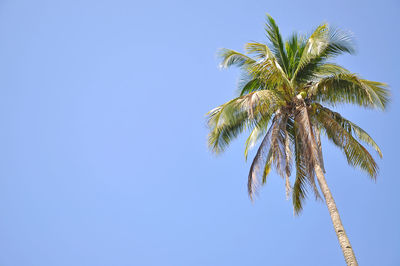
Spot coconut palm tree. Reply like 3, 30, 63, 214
206, 15, 389, 266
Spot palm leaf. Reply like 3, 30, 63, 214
310, 73, 389, 110
313, 63, 350, 76
244, 42, 275, 60
248, 117, 277, 199
248, 113, 292, 199
244, 121, 267, 161
248, 56, 291, 93
314, 106, 378, 179
293, 25, 354, 85
237, 75, 263, 96
207, 90, 281, 153
314, 104, 382, 157
218, 48, 256, 69
264, 14, 289, 75
285, 33, 306, 79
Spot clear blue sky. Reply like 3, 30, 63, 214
0, 0, 398, 265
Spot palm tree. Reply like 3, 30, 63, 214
206, 14, 389, 266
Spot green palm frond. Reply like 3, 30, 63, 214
261, 150, 273, 185
207, 90, 281, 153
248, 56, 291, 94
237, 74, 264, 96
218, 48, 256, 69
314, 106, 378, 179
293, 25, 354, 85
244, 121, 267, 161
327, 27, 355, 55
244, 42, 275, 60
243, 42, 291, 93
291, 24, 328, 83
310, 73, 389, 110
314, 105, 382, 157
222, 42, 290, 96
285, 33, 306, 79
265, 14, 289, 75
313, 63, 350, 76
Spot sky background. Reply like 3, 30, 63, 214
0, 0, 398, 265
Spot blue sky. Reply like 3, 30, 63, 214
0, 0, 399, 265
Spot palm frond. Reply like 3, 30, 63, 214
261, 150, 273, 185
285, 33, 306, 79
248, 117, 277, 199
238, 42, 290, 96
248, 57, 291, 93
270, 113, 288, 178
243, 43, 291, 93
313, 63, 350, 76
293, 25, 355, 85
218, 48, 256, 69
244, 120, 267, 161
264, 14, 289, 75
314, 106, 379, 179
310, 73, 389, 110
237, 74, 264, 96
315, 104, 382, 157
207, 90, 281, 153
244, 42, 275, 60
248, 112, 292, 199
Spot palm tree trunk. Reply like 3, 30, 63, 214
296, 98, 358, 265
314, 163, 358, 266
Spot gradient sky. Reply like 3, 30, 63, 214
0, 0, 399, 265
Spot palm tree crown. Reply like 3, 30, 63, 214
206, 15, 389, 214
